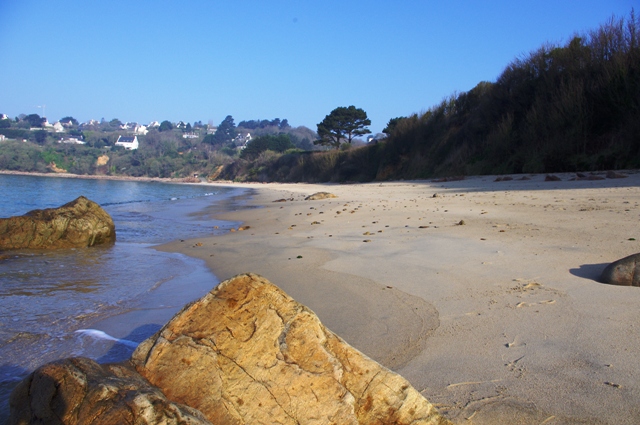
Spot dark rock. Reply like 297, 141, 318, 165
601, 253, 640, 286
545, 175, 561, 182
606, 170, 628, 179
0, 196, 115, 249
8, 357, 211, 425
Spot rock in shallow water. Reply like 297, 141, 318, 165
0, 196, 115, 249
9, 273, 451, 424
8, 357, 211, 425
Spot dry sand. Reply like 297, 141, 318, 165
158, 172, 640, 425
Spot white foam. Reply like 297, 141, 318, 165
75, 329, 139, 348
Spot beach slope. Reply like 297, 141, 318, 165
159, 172, 640, 424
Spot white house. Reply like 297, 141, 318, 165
59, 137, 85, 145
115, 135, 139, 150
133, 125, 148, 135
52, 122, 65, 133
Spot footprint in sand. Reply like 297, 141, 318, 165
516, 299, 556, 308
510, 280, 560, 308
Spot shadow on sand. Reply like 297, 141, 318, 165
569, 263, 608, 282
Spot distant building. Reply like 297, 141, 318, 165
115, 135, 139, 150
0, 134, 6, 141
59, 137, 85, 145
234, 132, 252, 147
133, 125, 148, 135
148, 121, 160, 128
182, 132, 199, 139
52, 122, 65, 133
0, 114, 8, 120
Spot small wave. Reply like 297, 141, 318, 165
75, 329, 139, 348
101, 199, 151, 207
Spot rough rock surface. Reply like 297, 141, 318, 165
305, 192, 337, 200
601, 253, 640, 286
8, 357, 211, 425
132, 273, 451, 425
0, 196, 115, 249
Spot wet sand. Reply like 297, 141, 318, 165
156, 172, 640, 424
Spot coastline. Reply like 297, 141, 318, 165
157, 171, 640, 424
0, 169, 231, 184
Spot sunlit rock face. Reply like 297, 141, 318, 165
132, 273, 451, 425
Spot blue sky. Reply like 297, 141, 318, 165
0, 1, 636, 134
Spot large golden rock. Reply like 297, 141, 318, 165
132, 273, 451, 425
8, 357, 211, 425
0, 196, 115, 249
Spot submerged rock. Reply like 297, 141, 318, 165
0, 196, 115, 249
601, 253, 640, 286
9, 273, 451, 424
8, 357, 211, 425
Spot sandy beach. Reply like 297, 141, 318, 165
156, 172, 640, 425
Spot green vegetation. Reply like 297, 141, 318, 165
0, 113, 316, 178
220, 11, 640, 182
315, 106, 371, 149
240, 134, 296, 160
372, 12, 640, 178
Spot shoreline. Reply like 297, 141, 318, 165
0, 169, 235, 184
157, 171, 640, 424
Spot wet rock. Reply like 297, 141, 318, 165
601, 253, 640, 286
0, 196, 115, 249
132, 273, 451, 425
8, 357, 211, 425
544, 175, 561, 182
305, 192, 337, 200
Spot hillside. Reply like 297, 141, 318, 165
219, 12, 639, 183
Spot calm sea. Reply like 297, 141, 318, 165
0, 174, 245, 421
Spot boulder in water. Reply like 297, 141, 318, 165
9, 273, 451, 424
0, 196, 115, 249
8, 357, 211, 425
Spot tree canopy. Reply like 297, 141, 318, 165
315, 106, 371, 149
240, 134, 295, 159
238, 118, 290, 130
25, 114, 45, 127
204, 115, 237, 146
383, 117, 405, 135
60, 116, 79, 126
158, 120, 174, 132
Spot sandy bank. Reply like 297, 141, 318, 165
158, 171, 640, 424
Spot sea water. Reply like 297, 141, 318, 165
0, 174, 245, 420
